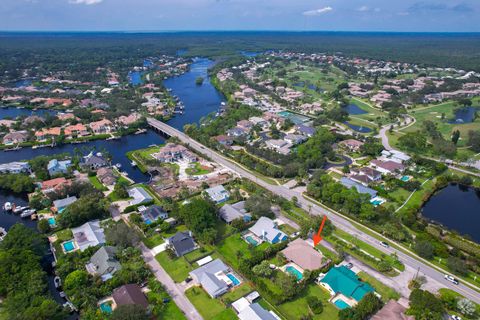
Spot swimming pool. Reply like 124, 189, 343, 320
99, 302, 113, 314
286, 265, 303, 281
370, 199, 383, 206
334, 299, 350, 310
400, 175, 410, 182
245, 236, 259, 246
48, 217, 56, 226
62, 240, 75, 252
226, 273, 241, 286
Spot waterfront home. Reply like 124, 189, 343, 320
48, 159, 72, 176
370, 159, 405, 175
53, 196, 78, 213
80, 152, 108, 170
152, 143, 197, 163
295, 124, 316, 137
112, 284, 149, 310
318, 265, 375, 308
189, 259, 239, 298
0, 161, 31, 174
139, 205, 168, 224
165, 231, 196, 257
96, 167, 117, 186
340, 177, 377, 199
238, 303, 278, 320
205, 185, 230, 204
339, 139, 364, 152
218, 201, 251, 224
22, 115, 44, 125
116, 113, 141, 126
89, 119, 114, 134
281, 238, 327, 271
64, 123, 89, 137
2, 130, 28, 145
0, 119, 15, 128
35, 127, 61, 141
248, 217, 288, 244
57, 112, 77, 121
41, 177, 70, 194
127, 187, 153, 206
371, 300, 413, 320
86, 246, 122, 281
71, 220, 106, 251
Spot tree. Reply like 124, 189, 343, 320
111, 304, 149, 320
252, 260, 274, 278
245, 194, 273, 218
451, 130, 460, 144
105, 222, 139, 248
37, 219, 50, 234
414, 240, 434, 260
57, 194, 108, 228
407, 289, 444, 320
457, 298, 475, 317
306, 296, 323, 314
275, 272, 298, 298
178, 198, 218, 242
398, 132, 427, 151
114, 181, 129, 199
447, 257, 468, 276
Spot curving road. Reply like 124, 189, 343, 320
147, 117, 480, 304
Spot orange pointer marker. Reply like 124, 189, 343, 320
313, 215, 328, 246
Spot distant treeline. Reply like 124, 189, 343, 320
1, 32, 480, 78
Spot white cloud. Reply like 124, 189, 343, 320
357, 6, 369, 12
302, 6, 333, 16
69, 0, 103, 5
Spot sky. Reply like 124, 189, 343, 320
0, 0, 479, 32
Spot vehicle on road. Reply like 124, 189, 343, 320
451, 315, 462, 320
59, 291, 66, 298
380, 241, 390, 248
344, 263, 353, 269
54, 276, 62, 288
445, 274, 459, 285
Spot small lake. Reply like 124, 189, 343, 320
293, 81, 322, 92
422, 183, 480, 242
448, 106, 479, 124
0, 106, 56, 119
342, 104, 367, 115
344, 121, 372, 133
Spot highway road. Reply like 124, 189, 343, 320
147, 117, 480, 304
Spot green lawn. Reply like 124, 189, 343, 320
220, 282, 254, 305
185, 287, 237, 320
276, 284, 339, 320
54, 228, 73, 242
155, 251, 193, 283
186, 162, 213, 176
88, 176, 108, 191
147, 291, 187, 320
216, 233, 269, 269
144, 234, 164, 249
357, 271, 400, 302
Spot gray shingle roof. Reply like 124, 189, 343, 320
189, 259, 230, 298
167, 231, 196, 257
86, 246, 121, 277
340, 177, 377, 198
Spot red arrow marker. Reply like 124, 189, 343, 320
313, 215, 328, 246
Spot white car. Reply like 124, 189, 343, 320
59, 291, 66, 299
451, 315, 462, 320
63, 301, 77, 313
379, 241, 389, 248
444, 274, 459, 285
54, 276, 62, 289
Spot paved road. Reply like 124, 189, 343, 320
147, 117, 480, 304
139, 242, 203, 320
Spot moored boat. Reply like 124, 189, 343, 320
20, 209, 36, 218
3, 202, 12, 212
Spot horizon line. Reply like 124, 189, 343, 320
1, 30, 480, 34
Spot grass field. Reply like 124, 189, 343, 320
185, 287, 237, 320
155, 251, 193, 283
186, 162, 212, 175
216, 233, 270, 269
88, 175, 108, 191
357, 271, 401, 302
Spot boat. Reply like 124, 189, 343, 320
134, 129, 147, 135
32, 145, 38, 149
115, 163, 122, 169
4, 145, 21, 151
3, 202, 12, 212
12, 205, 29, 214
20, 209, 36, 218
131, 160, 137, 167
0, 227, 7, 241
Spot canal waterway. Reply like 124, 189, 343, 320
421, 183, 480, 243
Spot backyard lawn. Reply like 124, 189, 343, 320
216, 233, 269, 269
88, 176, 108, 191
185, 287, 237, 320
155, 251, 193, 283
357, 271, 401, 302
186, 162, 213, 175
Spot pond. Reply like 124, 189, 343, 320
448, 106, 479, 124
421, 183, 480, 243
344, 121, 372, 133
342, 104, 367, 115
293, 81, 321, 91
0, 106, 56, 119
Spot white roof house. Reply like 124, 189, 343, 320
71, 220, 105, 251
238, 303, 278, 320
249, 217, 288, 244
205, 185, 230, 204
128, 187, 153, 206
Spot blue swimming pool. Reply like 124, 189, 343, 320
286, 266, 303, 281
99, 302, 113, 314
48, 217, 56, 226
245, 236, 259, 246
62, 240, 75, 252
370, 199, 382, 206
226, 273, 241, 286
334, 299, 350, 310
400, 175, 410, 182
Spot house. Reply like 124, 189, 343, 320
165, 231, 196, 257
318, 266, 375, 306
112, 284, 149, 310
139, 205, 168, 224
238, 303, 278, 320
80, 152, 108, 170
71, 220, 106, 251
89, 119, 114, 134
295, 124, 316, 137
2, 130, 28, 145
281, 238, 326, 271
370, 159, 405, 175
152, 143, 197, 163
64, 124, 89, 137
35, 127, 61, 141
0, 161, 31, 174
237, 120, 254, 131
41, 177, 70, 194
340, 177, 377, 199
189, 259, 234, 298
57, 112, 77, 121
47, 159, 71, 176
339, 139, 364, 152
371, 300, 414, 320
284, 134, 306, 145
219, 201, 252, 224
249, 116, 268, 129
53, 196, 78, 212
116, 113, 141, 126
96, 167, 117, 186
358, 167, 382, 182
205, 185, 230, 204
249, 217, 288, 244
85, 246, 122, 281
265, 139, 290, 151
128, 187, 153, 206
227, 127, 249, 138
381, 150, 411, 164
214, 135, 233, 147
